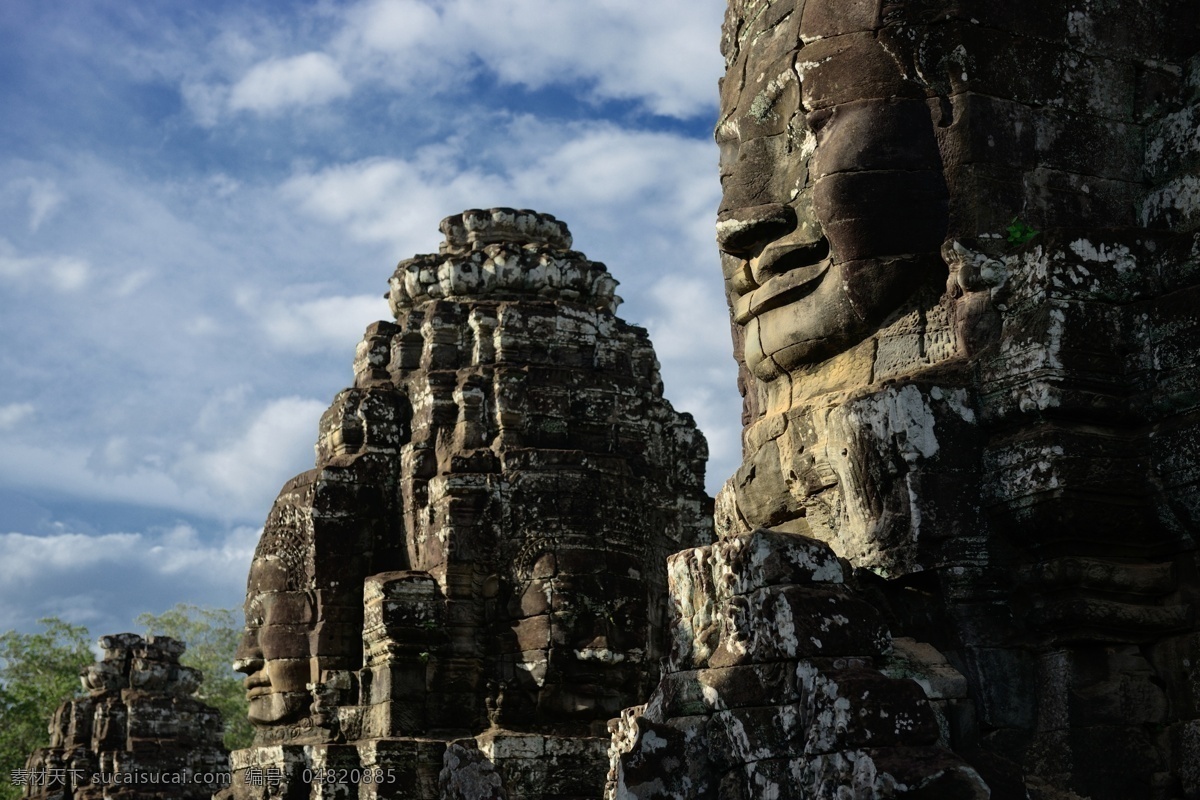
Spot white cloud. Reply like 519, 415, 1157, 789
259, 293, 392, 353
16, 178, 66, 231
333, 0, 724, 118
0, 523, 259, 634
443, 0, 724, 118
179, 396, 326, 515
0, 441, 206, 516
190, 0, 723, 123
284, 159, 421, 224
281, 121, 718, 254
282, 155, 503, 251
645, 276, 741, 487
229, 52, 352, 113
646, 277, 730, 363
87, 436, 136, 474
0, 396, 326, 523
0, 237, 90, 291
0, 531, 143, 583
0, 403, 35, 430
52, 258, 88, 290
182, 80, 230, 127
113, 269, 154, 297
341, 0, 442, 55
185, 314, 221, 336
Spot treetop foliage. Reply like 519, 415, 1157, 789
0, 618, 92, 800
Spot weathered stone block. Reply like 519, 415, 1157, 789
362, 662, 428, 705
963, 647, 1037, 730
357, 738, 446, 800
799, 33, 924, 110
425, 690, 484, 731
706, 704, 803, 770
607, 712, 713, 800
799, 0, 878, 37
658, 662, 801, 716
800, 665, 941, 755
438, 741, 505, 800
26, 634, 228, 800
882, 638, 970, 701
712, 529, 844, 591
1150, 632, 1200, 721
254, 623, 316, 660
362, 699, 426, 738
707, 586, 891, 668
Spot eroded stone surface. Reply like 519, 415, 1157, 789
607, 532, 988, 799
616, 0, 1200, 798
22, 634, 228, 800
223, 210, 711, 800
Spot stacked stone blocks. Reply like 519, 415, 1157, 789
224, 209, 711, 800
22, 633, 228, 800
607, 529, 988, 799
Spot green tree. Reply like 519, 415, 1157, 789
136, 604, 252, 750
0, 618, 92, 800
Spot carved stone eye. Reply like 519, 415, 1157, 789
804, 107, 833, 136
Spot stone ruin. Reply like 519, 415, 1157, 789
21, 633, 228, 800
610, 0, 1200, 798
213, 0, 1200, 798
606, 529, 989, 798
223, 208, 711, 800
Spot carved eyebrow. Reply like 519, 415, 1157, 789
748, 73, 793, 122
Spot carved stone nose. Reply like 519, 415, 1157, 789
232, 655, 264, 675
716, 203, 797, 257
233, 628, 263, 675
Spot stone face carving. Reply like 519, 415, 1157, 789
716, 0, 1200, 574
612, 1, 1200, 798
225, 209, 711, 800
714, 0, 982, 572
22, 633, 228, 800
715, 0, 950, 375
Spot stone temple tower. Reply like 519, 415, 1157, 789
226, 208, 711, 799
21, 633, 228, 800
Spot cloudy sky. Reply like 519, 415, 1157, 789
0, 0, 740, 637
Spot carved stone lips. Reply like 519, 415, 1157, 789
244, 672, 272, 698
734, 247, 832, 324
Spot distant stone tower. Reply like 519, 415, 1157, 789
226, 209, 711, 799
21, 633, 228, 800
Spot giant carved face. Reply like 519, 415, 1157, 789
232, 555, 317, 726
716, 0, 949, 378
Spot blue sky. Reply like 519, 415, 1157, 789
0, 0, 740, 637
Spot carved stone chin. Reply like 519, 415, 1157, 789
246, 691, 311, 727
